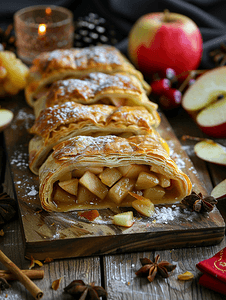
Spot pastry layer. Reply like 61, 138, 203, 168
29, 102, 166, 175
39, 135, 192, 212
25, 45, 151, 107
33, 72, 157, 120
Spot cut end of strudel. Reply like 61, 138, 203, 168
39, 135, 192, 212
29, 102, 166, 175
25, 45, 151, 107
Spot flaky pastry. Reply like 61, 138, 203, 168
33, 72, 158, 121
39, 135, 192, 212
29, 102, 167, 175
25, 45, 151, 107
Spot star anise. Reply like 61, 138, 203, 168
0, 192, 17, 225
64, 280, 107, 300
0, 277, 10, 291
209, 43, 226, 67
135, 255, 176, 282
182, 191, 217, 213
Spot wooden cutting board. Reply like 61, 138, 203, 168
2, 94, 225, 260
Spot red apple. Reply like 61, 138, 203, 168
128, 10, 203, 77
194, 140, 226, 166
182, 67, 226, 138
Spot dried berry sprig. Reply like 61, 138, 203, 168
182, 191, 217, 213
135, 255, 176, 282
64, 279, 107, 300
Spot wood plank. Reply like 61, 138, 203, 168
103, 238, 226, 300
1, 96, 225, 260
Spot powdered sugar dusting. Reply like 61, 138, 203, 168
10, 146, 29, 169
11, 108, 35, 130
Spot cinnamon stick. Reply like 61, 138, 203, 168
0, 250, 43, 299
0, 269, 44, 281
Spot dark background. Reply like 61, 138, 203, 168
1, 0, 226, 69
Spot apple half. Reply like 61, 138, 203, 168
196, 96, 226, 138
182, 67, 226, 138
194, 140, 226, 166
211, 179, 226, 200
0, 108, 13, 132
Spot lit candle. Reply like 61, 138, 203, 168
38, 24, 46, 36
14, 5, 74, 64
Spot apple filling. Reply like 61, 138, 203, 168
52, 164, 180, 212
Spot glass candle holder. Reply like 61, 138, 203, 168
14, 5, 74, 64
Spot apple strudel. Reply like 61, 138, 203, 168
39, 135, 192, 212
33, 72, 159, 122
29, 102, 167, 175
25, 45, 151, 107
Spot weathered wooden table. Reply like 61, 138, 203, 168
0, 92, 226, 300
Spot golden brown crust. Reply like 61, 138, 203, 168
33, 73, 159, 125
25, 45, 151, 107
39, 135, 192, 212
29, 102, 161, 175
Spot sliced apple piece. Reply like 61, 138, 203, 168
72, 167, 103, 178
58, 178, 78, 196
143, 185, 165, 200
53, 185, 76, 205
194, 140, 226, 166
130, 192, 155, 217
211, 179, 226, 200
196, 97, 226, 138
77, 184, 97, 204
112, 211, 134, 227
99, 167, 122, 187
72, 169, 86, 178
118, 164, 149, 178
79, 171, 108, 200
108, 177, 135, 204
182, 67, 226, 138
88, 167, 104, 174
135, 171, 159, 189
0, 108, 13, 132
157, 174, 171, 188
182, 67, 226, 113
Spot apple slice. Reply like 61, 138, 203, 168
182, 67, 226, 113
58, 178, 78, 196
194, 140, 226, 166
0, 108, 13, 131
130, 192, 155, 217
112, 211, 134, 227
196, 96, 226, 138
211, 179, 226, 200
